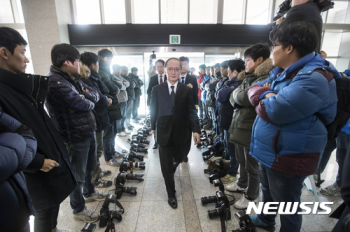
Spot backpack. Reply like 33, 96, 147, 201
315, 71, 350, 140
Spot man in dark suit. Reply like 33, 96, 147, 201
147, 59, 167, 149
179, 56, 199, 162
150, 58, 200, 209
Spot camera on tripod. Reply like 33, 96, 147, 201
119, 160, 146, 173
126, 151, 144, 162
230, 210, 256, 232
130, 144, 148, 153
99, 194, 124, 228
114, 174, 138, 199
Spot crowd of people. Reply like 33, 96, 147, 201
1, 1, 350, 232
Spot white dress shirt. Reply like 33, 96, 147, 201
158, 74, 165, 84
167, 80, 178, 95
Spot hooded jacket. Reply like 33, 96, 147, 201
129, 73, 144, 97
216, 75, 244, 131
0, 108, 37, 231
0, 68, 76, 210
228, 58, 274, 147
46, 66, 99, 143
248, 53, 339, 176
80, 64, 112, 131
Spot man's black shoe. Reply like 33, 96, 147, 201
153, 143, 158, 149
173, 162, 179, 174
168, 197, 177, 209
183, 156, 188, 162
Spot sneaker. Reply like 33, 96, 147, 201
122, 149, 128, 153
114, 151, 126, 158
226, 181, 247, 192
100, 169, 112, 178
320, 182, 341, 196
106, 158, 121, 167
84, 189, 108, 202
220, 174, 238, 184
127, 126, 134, 130
124, 130, 131, 134
117, 132, 127, 137
250, 215, 276, 232
53, 228, 74, 232
234, 194, 256, 209
73, 205, 99, 222
95, 178, 112, 188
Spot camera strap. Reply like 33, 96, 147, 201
105, 220, 116, 232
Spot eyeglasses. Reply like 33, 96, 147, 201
167, 67, 180, 72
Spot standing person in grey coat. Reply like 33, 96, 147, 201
129, 67, 144, 123
121, 66, 136, 131
113, 64, 130, 137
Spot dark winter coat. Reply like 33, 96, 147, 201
98, 58, 123, 121
0, 68, 76, 210
216, 76, 244, 130
46, 66, 99, 143
80, 64, 112, 131
129, 73, 144, 97
122, 74, 136, 101
0, 107, 37, 231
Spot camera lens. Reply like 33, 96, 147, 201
209, 173, 219, 183
208, 206, 224, 219
125, 186, 137, 195
201, 195, 217, 205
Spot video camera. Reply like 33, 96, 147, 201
274, 0, 334, 21
119, 160, 146, 173
99, 194, 124, 228
230, 210, 256, 232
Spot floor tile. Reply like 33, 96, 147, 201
142, 177, 182, 201
191, 176, 218, 200
183, 200, 202, 232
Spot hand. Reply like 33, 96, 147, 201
276, 16, 284, 25
68, 109, 74, 113
193, 132, 200, 145
265, 93, 277, 99
40, 159, 59, 172
84, 88, 89, 93
107, 98, 113, 106
152, 130, 156, 135
263, 83, 271, 89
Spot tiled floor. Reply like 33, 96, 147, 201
29, 123, 342, 232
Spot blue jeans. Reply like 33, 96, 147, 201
318, 132, 350, 186
117, 102, 127, 133
258, 164, 307, 232
103, 120, 117, 161
224, 129, 239, 177
68, 135, 97, 214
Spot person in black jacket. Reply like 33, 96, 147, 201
0, 107, 37, 232
46, 44, 107, 223
121, 66, 136, 131
129, 67, 144, 123
0, 27, 76, 232
80, 52, 113, 188
98, 49, 124, 166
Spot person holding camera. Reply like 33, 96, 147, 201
0, 28, 76, 232
0, 107, 37, 232
248, 22, 339, 232
226, 43, 273, 210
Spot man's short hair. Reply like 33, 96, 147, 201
244, 43, 270, 61
131, 67, 138, 72
220, 61, 228, 69
214, 63, 221, 68
80, 52, 99, 68
179, 56, 190, 63
199, 64, 206, 70
51, 43, 80, 68
112, 64, 120, 70
271, 21, 319, 58
97, 49, 113, 58
165, 58, 182, 69
0, 27, 27, 54
120, 66, 128, 71
210, 66, 214, 70
156, 59, 165, 66
227, 59, 245, 73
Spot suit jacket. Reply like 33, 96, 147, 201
147, 74, 167, 106
150, 82, 200, 157
180, 74, 199, 106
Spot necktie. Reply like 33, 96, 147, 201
159, 75, 163, 84
170, 86, 175, 106
181, 76, 185, 84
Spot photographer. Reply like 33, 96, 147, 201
0, 108, 37, 232
273, 0, 323, 50
248, 22, 339, 232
